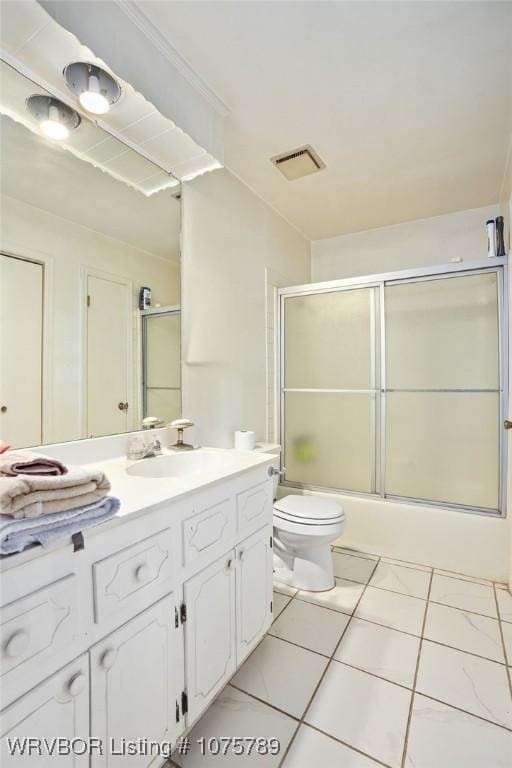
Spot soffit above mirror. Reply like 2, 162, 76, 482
0, 0, 222, 184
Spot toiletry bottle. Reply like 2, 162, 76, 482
486, 220, 496, 258
139, 286, 151, 310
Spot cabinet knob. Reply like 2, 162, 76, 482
239, 550, 246, 562
67, 672, 86, 697
225, 558, 234, 572
101, 648, 117, 670
4, 629, 29, 658
135, 563, 151, 583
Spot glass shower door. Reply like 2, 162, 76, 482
384, 272, 501, 511
142, 310, 181, 424
282, 286, 381, 493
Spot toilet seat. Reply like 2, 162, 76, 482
274, 495, 344, 526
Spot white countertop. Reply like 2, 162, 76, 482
0, 446, 276, 569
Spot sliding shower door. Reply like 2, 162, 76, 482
282, 286, 380, 493
384, 272, 501, 511
280, 266, 505, 514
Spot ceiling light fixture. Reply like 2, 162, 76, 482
26, 95, 81, 141
64, 62, 121, 115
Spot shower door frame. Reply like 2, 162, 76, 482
277, 258, 508, 518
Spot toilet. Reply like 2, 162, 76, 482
273, 494, 345, 592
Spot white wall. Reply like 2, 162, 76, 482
181, 168, 310, 448
1, 194, 180, 444
311, 205, 499, 281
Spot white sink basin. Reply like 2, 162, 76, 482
125, 449, 247, 479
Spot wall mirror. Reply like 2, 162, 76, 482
0, 60, 182, 448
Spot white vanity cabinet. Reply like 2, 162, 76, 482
235, 526, 273, 664
183, 551, 237, 723
0, 654, 90, 766
183, 524, 273, 724
90, 596, 183, 768
0, 460, 274, 764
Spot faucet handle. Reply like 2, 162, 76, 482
168, 418, 194, 451
168, 418, 194, 429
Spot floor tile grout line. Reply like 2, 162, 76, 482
275, 555, 382, 768
400, 567, 434, 768
492, 583, 512, 701
266, 630, 331, 659
428, 597, 499, 621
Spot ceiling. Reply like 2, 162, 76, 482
1, 113, 181, 261
134, 1, 512, 240
0, 0, 220, 183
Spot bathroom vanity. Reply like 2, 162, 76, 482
0, 447, 275, 764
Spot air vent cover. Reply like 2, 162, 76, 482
270, 144, 325, 180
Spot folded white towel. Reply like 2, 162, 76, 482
0, 467, 111, 519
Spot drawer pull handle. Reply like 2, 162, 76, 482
67, 672, 87, 697
135, 563, 151, 583
4, 630, 30, 658
101, 648, 117, 670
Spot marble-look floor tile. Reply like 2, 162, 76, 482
424, 603, 504, 663
273, 581, 298, 597
331, 552, 377, 584
272, 590, 292, 621
416, 640, 512, 728
369, 561, 431, 599
305, 662, 411, 768
501, 622, 512, 666
174, 685, 297, 767
430, 574, 497, 618
297, 578, 365, 615
269, 598, 350, 656
281, 724, 379, 768
231, 635, 328, 719
354, 586, 426, 635
404, 694, 512, 768
496, 586, 512, 624
334, 617, 420, 688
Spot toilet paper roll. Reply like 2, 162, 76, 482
234, 430, 256, 451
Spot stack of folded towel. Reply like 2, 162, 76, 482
0, 451, 120, 555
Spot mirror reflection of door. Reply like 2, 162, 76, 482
143, 309, 181, 425
0, 254, 43, 448
86, 273, 131, 438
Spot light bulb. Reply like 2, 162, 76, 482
40, 105, 69, 140
79, 73, 109, 115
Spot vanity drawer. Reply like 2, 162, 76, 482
1, 574, 80, 691
182, 496, 236, 569
237, 480, 273, 535
93, 528, 174, 625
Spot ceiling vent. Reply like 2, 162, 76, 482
270, 144, 325, 181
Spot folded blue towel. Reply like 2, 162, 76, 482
0, 496, 120, 555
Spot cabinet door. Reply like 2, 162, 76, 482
184, 552, 236, 724
236, 527, 273, 664
90, 596, 182, 767
0, 655, 89, 766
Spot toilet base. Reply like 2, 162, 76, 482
273, 543, 335, 592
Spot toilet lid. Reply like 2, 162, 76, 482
274, 495, 344, 522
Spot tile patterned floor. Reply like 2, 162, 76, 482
174, 547, 512, 767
